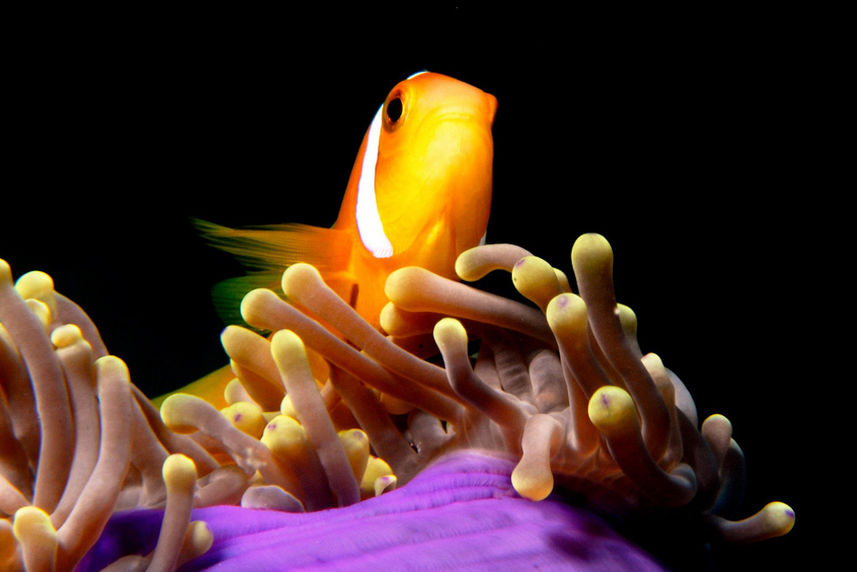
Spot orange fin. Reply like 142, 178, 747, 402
193, 218, 352, 273
193, 218, 354, 325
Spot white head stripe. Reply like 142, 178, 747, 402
355, 106, 394, 258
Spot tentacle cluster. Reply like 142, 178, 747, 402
0, 261, 215, 570
230, 234, 794, 545
0, 231, 795, 569
0, 258, 398, 570
158, 326, 398, 513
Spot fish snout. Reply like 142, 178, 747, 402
485, 92, 498, 126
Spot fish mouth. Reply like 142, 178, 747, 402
486, 93, 498, 125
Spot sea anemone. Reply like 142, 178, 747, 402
0, 233, 794, 570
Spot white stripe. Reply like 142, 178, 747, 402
355, 106, 394, 258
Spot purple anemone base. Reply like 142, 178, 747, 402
78, 450, 665, 571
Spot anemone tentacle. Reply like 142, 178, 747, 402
0, 233, 795, 570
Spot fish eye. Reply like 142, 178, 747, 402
385, 95, 403, 125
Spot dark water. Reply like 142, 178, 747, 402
3, 6, 829, 568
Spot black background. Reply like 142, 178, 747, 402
3, 5, 836, 569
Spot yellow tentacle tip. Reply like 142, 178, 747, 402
182, 521, 214, 562
163, 453, 198, 492
374, 475, 397, 497
454, 247, 484, 281
271, 328, 306, 357
161, 393, 204, 434
511, 461, 554, 502
384, 266, 431, 305
553, 268, 571, 292
0, 259, 12, 284
25, 298, 51, 329
239, 288, 278, 326
12, 506, 55, 539
616, 303, 637, 336
432, 317, 467, 353
571, 233, 613, 274
378, 302, 400, 334
50, 323, 84, 349
713, 500, 796, 543
95, 355, 130, 378
12, 506, 57, 568
280, 394, 298, 418
221, 401, 267, 438
270, 329, 313, 380
14, 270, 54, 301
281, 262, 323, 298
361, 457, 395, 498
261, 414, 306, 456
545, 293, 588, 337
588, 385, 638, 434
512, 255, 561, 310
761, 501, 796, 537
339, 428, 370, 482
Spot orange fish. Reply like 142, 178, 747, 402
197, 71, 497, 331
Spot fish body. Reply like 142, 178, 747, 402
200, 72, 497, 331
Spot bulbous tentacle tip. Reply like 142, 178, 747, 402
182, 521, 214, 563
545, 292, 588, 337
163, 454, 198, 494
50, 323, 84, 349
281, 262, 323, 300
241, 485, 305, 512
511, 463, 554, 502
12, 506, 57, 571
220, 401, 267, 438
239, 288, 279, 326
712, 501, 796, 543
588, 386, 639, 434
512, 255, 563, 311
160, 393, 206, 434
94, 354, 130, 380
432, 316, 468, 353
271, 328, 306, 355
454, 247, 483, 281
373, 474, 397, 496
383, 266, 422, 303
0, 259, 12, 284
454, 243, 533, 281
571, 231, 612, 263
511, 414, 563, 501
13, 270, 54, 301
25, 298, 51, 330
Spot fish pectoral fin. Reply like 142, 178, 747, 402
193, 218, 354, 326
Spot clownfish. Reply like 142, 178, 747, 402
196, 71, 497, 331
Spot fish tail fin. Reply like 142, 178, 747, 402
193, 218, 354, 325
